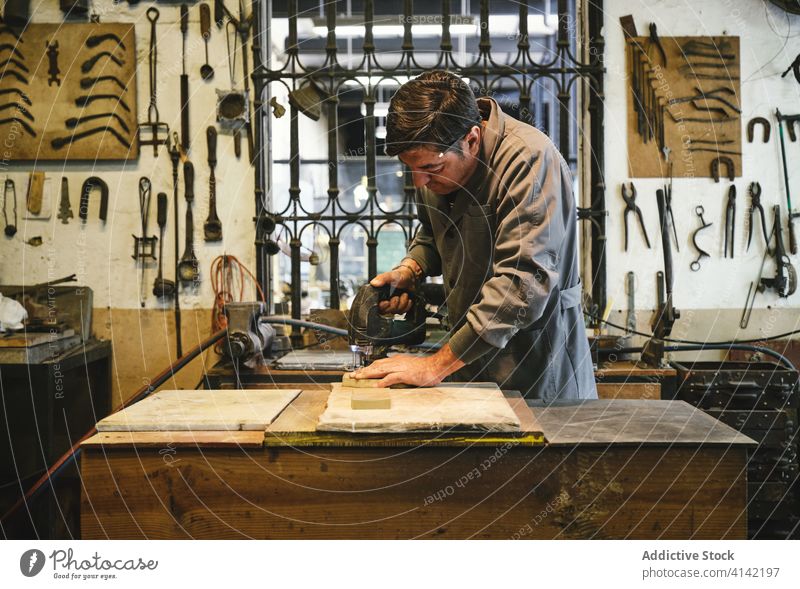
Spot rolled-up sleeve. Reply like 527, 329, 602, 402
406, 190, 443, 278
448, 146, 571, 364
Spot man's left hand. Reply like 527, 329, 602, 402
348, 345, 466, 388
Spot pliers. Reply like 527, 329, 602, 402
622, 182, 651, 251
724, 184, 736, 258
649, 23, 667, 66
746, 182, 769, 252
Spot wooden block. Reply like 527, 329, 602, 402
351, 391, 391, 410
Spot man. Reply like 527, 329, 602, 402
350, 70, 596, 400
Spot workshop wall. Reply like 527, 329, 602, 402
0, 1, 263, 406
602, 0, 800, 346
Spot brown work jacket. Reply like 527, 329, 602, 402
407, 97, 597, 400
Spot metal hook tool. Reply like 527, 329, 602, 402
690, 206, 713, 271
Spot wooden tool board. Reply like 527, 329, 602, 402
317, 382, 522, 433
0, 23, 137, 161
626, 36, 740, 178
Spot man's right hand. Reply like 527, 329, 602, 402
370, 265, 417, 315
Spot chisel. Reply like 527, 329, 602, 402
180, 4, 190, 151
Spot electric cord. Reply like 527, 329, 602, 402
615, 344, 796, 372
589, 312, 800, 346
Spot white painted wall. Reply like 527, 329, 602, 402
3, 0, 799, 350
601, 0, 800, 341
1, 1, 258, 310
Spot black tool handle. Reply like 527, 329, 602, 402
181, 75, 189, 149
184, 161, 194, 202
789, 220, 798, 255
214, 0, 225, 27
180, 5, 190, 150
656, 189, 673, 296
157, 191, 168, 228
207, 126, 217, 167
180, 4, 188, 34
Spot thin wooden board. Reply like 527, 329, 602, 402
81, 430, 264, 448
0, 23, 137, 161
316, 382, 521, 433
531, 399, 756, 446
626, 36, 740, 178
597, 382, 660, 400
96, 389, 300, 432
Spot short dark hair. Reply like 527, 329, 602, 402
384, 70, 481, 157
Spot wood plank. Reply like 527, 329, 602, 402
96, 389, 300, 432
597, 382, 660, 399
81, 431, 264, 448
80, 445, 747, 539
594, 360, 676, 377
317, 383, 520, 433
532, 400, 756, 446
267, 389, 329, 433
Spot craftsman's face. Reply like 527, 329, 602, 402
398, 126, 481, 196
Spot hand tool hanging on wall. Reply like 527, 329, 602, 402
746, 182, 769, 252
168, 133, 182, 357
52, 126, 131, 150
626, 271, 636, 334
723, 184, 736, 259
0, 43, 24, 60
86, 33, 126, 51
690, 205, 712, 271
199, 3, 214, 81
217, 0, 254, 163
3, 179, 16, 237
25, 171, 44, 215
681, 39, 735, 61
81, 51, 125, 74
621, 182, 651, 251
648, 23, 667, 66
79, 177, 108, 223
178, 160, 199, 283
57, 177, 72, 224
67, 112, 130, 134
153, 192, 176, 300
640, 188, 680, 368
662, 147, 679, 252
79, 75, 127, 93
133, 177, 157, 308
741, 222, 775, 329
747, 117, 770, 143
204, 126, 222, 241
759, 205, 797, 298
138, 7, 170, 157
775, 109, 800, 254
45, 40, 60, 86
75, 94, 131, 113
781, 53, 800, 85
711, 156, 735, 183
180, 4, 191, 152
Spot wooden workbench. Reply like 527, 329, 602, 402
80, 390, 753, 539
